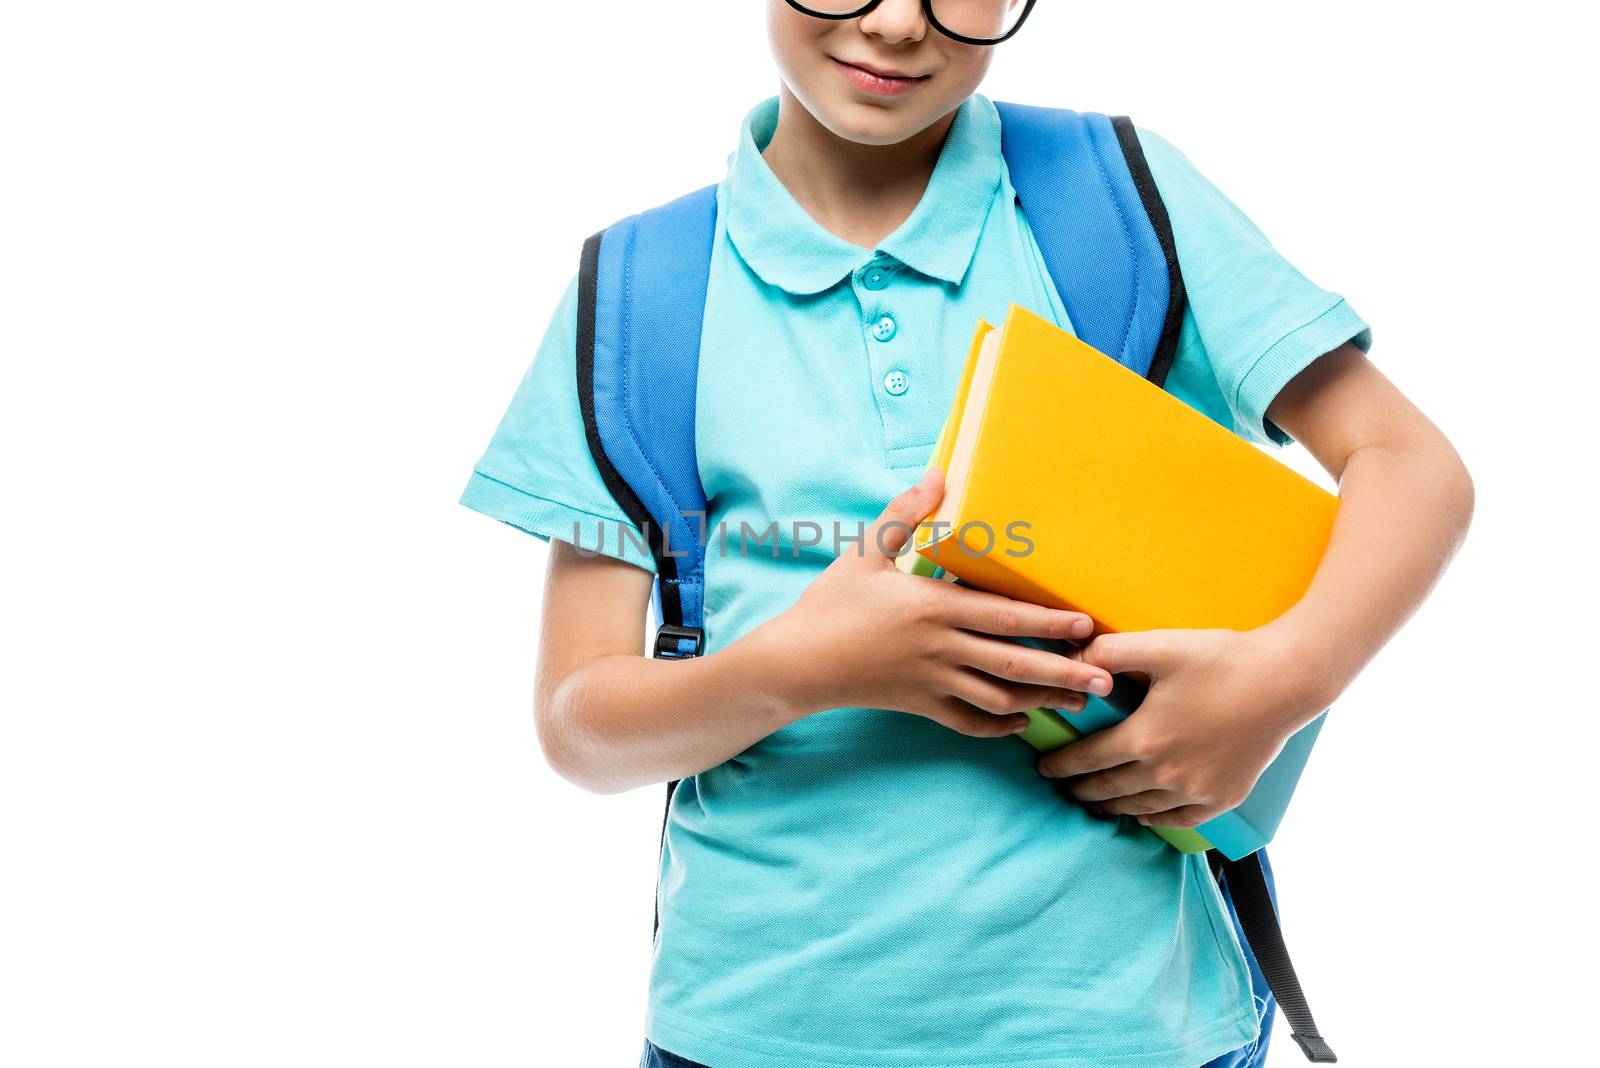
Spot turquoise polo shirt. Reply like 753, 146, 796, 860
463, 92, 1370, 1068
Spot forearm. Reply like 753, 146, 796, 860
538, 622, 809, 794
531, 472, 1121, 795
1266, 430, 1474, 711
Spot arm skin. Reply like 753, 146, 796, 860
534, 469, 1117, 795
1261, 342, 1476, 690
1037, 342, 1476, 828
532, 546, 795, 796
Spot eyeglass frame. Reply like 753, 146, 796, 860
782, 0, 1038, 46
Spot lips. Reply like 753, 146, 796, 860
844, 58, 921, 80
831, 57, 929, 97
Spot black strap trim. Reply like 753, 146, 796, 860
575, 230, 686, 622
1211, 852, 1337, 1062
653, 778, 680, 940
1109, 116, 1188, 390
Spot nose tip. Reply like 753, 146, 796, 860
855, 0, 928, 44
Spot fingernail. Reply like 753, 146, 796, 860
1070, 617, 1093, 638
917, 465, 940, 489
1137, 816, 1151, 826
1088, 676, 1111, 697
1011, 716, 1030, 734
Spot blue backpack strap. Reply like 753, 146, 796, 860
576, 182, 718, 661
577, 183, 718, 944
994, 103, 1186, 387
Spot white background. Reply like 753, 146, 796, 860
3, 2, 1596, 1065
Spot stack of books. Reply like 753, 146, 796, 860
901, 303, 1338, 859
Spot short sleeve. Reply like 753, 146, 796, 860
1137, 127, 1373, 446
459, 270, 658, 574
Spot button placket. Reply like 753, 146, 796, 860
863, 297, 908, 440
852, 257, 934, 467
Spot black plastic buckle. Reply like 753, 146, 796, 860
653, 623, 705, 660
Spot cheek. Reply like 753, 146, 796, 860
909, 45, 992, 123
941, 44, 994, 91
767, 2, 831, 74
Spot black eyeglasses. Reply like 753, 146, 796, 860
784, 0, 1037, 46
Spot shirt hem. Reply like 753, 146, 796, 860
644, 1003, 1259, 1068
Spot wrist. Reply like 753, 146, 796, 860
730, 615, 826, 728
1250, 617, 1347, 724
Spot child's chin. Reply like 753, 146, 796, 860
816, 91, 947, 145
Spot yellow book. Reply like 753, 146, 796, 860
911, 303, 1339, 858
915, 303, 1338, 632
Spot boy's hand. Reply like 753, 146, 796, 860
1034, 627, 1332, 829
759, 467, 1115, 739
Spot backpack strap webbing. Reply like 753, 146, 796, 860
578, 181, 718, 940
993, 103, 1186, 387
1211, 850, 1338, 1063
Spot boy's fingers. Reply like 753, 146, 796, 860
926, 696, 1030, 738
1034, 728, 1132, 779
1097, 789, 1181, 817
947, 669, 1051, 717
1076, 630, 1183, 677
1063, 764, 1160, 803
953, 633, 1112, 696
1136, 805, 1214, 830
939, 584, 1095, 642
1043, 691, 1088, 713
867, 466, 943, 560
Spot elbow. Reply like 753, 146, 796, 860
535, 672, 629, 796
1406, 420, 1475, 553
1443, 441, 1476, 550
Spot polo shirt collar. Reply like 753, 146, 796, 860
722, 93, 1002, 296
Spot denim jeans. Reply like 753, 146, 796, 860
638, 853, 1279, 1068
639, 1041, 707, 1068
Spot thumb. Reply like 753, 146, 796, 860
865, 465, 944, 562
1077, 630, 1183, 678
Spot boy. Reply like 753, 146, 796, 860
462, 2, 1473, 1065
